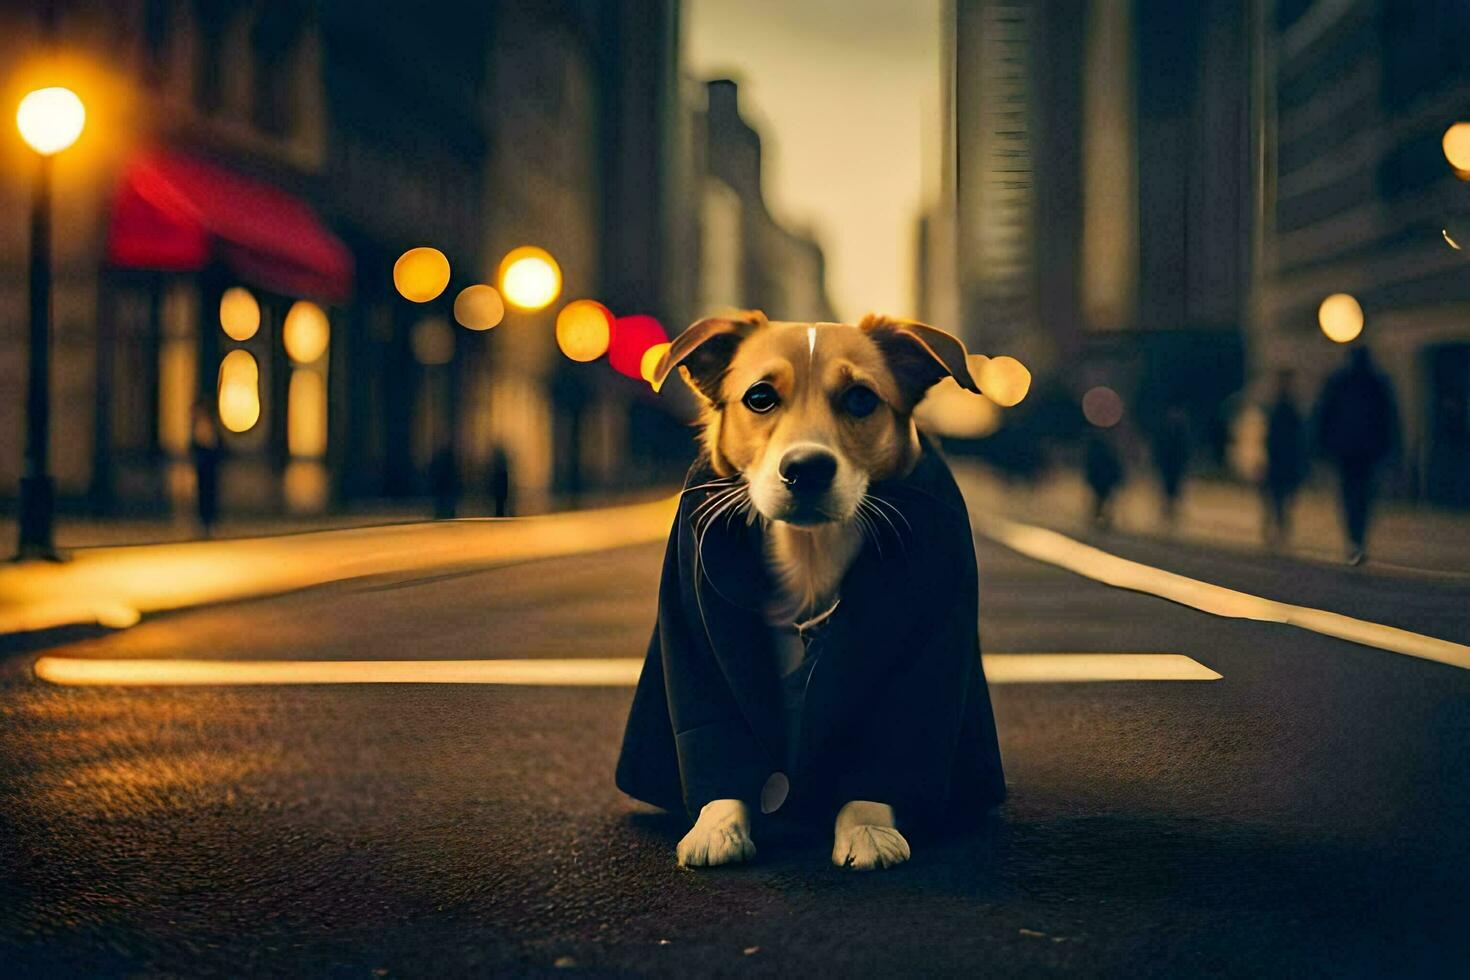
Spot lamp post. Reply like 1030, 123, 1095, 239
14, 86, 85, 560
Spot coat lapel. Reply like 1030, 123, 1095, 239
680, 487, 787, 766
792, 453, 966, 772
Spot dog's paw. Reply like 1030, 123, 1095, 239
677, 799, 756, 868
832, 823, 911, 870
832, 801, 909, 871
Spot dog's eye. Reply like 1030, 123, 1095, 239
841, 385, 881, 418
742, 382, 780, 414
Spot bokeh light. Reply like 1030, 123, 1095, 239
915, 378, 1003, 438
284, 460, 329, 513
453, 284, 505, 331
219, 287, 260, 341
217, 350, 261, 433
282, 300, 329, 364
641, 341, 672, 388
972, 354, 1031, 407
608, 314, 667, 379
555, 300, 613, 362
1318, 292, 1364, 343
1082, 386, 1124, 428
411, 316, 455, 366
394, 247, 451, 303
499, 246, 562, 311
287, 368, 327, 457
1443, 122, 1470, 176
16, 86, 85, 156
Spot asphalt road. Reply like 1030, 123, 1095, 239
2, 503, 1468, 976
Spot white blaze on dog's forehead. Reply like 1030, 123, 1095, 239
807, 326, 817, 362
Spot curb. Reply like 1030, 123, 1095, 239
0, 497, 677, 639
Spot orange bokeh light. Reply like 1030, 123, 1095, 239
555, 300, 614, 362
453, 284, 505, 331
394, 247, 451, 303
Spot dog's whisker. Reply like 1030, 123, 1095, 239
865, 493, 914, 535
861, 505, 887, 557
860, 495, 910, 559
861, 496, 902, 541
853, 506, 882, 558
690, 483, 739, 516
697, 491, 745, 535
706, 489, 748, 535
680, 477, 740, 498
691, 485, 743, 528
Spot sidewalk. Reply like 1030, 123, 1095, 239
0, 496, 677, 637
955, 462, 1470, 577
0, 488, 668, 551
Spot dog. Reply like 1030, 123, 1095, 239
615, 311, 1006, 870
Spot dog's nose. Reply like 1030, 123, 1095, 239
778, 447, 837, 493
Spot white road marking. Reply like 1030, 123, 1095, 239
976, 513, 1470, 672
31, 653, 1220, 687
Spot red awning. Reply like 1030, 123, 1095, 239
106, 151, 353, 303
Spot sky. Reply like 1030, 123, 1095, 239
685, 0, 942, 322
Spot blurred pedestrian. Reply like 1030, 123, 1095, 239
429, 443, 460, 520
1084, 428, 1124, 529
1262, 369, 1306, 546
190, 400, 222, 538
1151, 405, 1191, 525
487, 443, 513, 517
1315, 347, 1400, 565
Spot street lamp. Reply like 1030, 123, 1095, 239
499, 246, 561, 311
14, 86, 85, 560
1318, 292, 1364, 344
1443, 122, 1470, 178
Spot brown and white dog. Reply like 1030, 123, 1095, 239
650, 310, 983, 870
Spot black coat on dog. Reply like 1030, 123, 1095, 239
616, 443, 1006, 832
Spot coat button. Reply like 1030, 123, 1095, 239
760, 771, 789, 814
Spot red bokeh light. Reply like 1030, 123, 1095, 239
607, 314, 668, 379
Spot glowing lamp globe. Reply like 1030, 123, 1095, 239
555, 300, 613, 362
915, 379, 1003, 438
219, 287, 260, 341
394, 247, 451, 303
641, 342, 672, 389
608, 315, 667, 379
1443, 122, 1470, 176
972, 354, 1031, 407
453, 284, 505, 331
499, 246, 562, 311
1318, 293, 1363, 343
282, 301, 330, 363
217, 350, 261, 433
16, 86, 85, 156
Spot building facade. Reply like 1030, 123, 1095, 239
692, 78, 837, 324
1253, 0, 1470, 504
0, 0, 692, 523
925, 0, 1254, 460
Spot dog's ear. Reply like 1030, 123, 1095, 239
655, 311, 766, 403
861, 314, 980, 406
